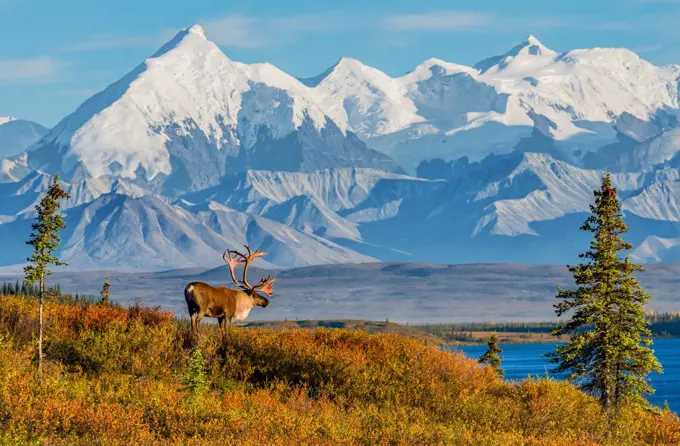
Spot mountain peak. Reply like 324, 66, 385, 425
474, 34, 556, 73
150, 24, 215, 59
186, 24, 207, 39
298, 57, 368, 87
524, 34, 541, 46
334, 57, 364, 68
401, 57, 478, 82
506, 34, 555, 57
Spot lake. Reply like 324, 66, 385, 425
451, 337, 680, 412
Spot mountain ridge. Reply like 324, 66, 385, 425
3, 27, 680, 270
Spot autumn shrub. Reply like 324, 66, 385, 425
0, 295, 180, 377
212, 328, 509, 417
0, 294, 678, 445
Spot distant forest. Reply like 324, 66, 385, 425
1, 280, 99, 305
415, 313, 680, 342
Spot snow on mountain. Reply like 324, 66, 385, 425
300, 57, 423, 138
413, 151, 680, 239
470, 153, 643, 236
176, 168, 444, 252
0, 170, 147, 222
261, 195, 362, 240
183, 167, 443, 218
6, 31, 680, 269
19, 31, 680, 181
614, 128, 680, 171
475, 35, 558, 74
0, 118, 47, 160
381, 159, 680, 264
0, 189, 376, 270
0, 152, 28, 183
633, 236, 680, 263
400, 58, 478, 84
4, 151, 680, 267
25, 25, 400, 194
301, 35, 680, 172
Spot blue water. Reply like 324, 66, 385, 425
450, 337, 680, 412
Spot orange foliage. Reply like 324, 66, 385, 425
0, 294, 677, 445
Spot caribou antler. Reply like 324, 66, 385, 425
222, 245, 274, 295
240, 245, 265, 290
223, 249, 244, 286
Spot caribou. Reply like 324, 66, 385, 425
184, 245, 275, 336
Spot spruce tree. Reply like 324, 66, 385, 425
182, 348, 210, 394
24, 174, 70, 378
548, 173, 661, 411
478, 332, 504, 377
100, 278, 111, 306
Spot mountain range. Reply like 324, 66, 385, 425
3, 25, 680, 270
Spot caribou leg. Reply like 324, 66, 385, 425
190, 312, 198, 337
196, 312, 205, 336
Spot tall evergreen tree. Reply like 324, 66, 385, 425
478, 332, 504, 377
24, 174, 70, 378
548, 173, 661, 411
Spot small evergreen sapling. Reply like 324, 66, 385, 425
478, 332, 504, 377
100, 278, 111, 306
182, 348, 210, 394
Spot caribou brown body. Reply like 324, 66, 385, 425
184, 246, 275, 336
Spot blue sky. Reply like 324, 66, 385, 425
1, 0, 679, 127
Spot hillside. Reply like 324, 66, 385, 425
240, 319, 450, 346
0, 295, 677, 444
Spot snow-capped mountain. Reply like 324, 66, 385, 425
4, 27, 680, 269
25, 26, 401, 196
307, 35, 680, 172
0, 117, 47, 160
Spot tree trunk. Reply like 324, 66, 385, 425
38, 274, 44, 379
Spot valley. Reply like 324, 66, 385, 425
2, 261, 679, 322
